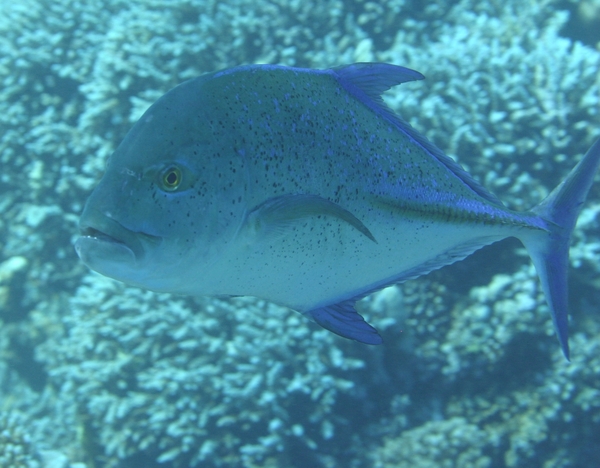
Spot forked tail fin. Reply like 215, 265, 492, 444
520, 139, 600, 360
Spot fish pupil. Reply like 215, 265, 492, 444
166, 172, 178, 185
163, 166, 181, 190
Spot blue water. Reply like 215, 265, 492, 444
1, 1, 599, 467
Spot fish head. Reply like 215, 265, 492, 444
75, 76, 248, 293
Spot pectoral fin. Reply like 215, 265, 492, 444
244, 194, 376, 243
305, 300, 383, 345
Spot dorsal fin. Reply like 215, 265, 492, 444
332, 63, 503, 207
333, 62, 424, 105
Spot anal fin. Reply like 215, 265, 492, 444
305, 300, 382, 345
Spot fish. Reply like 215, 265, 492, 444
75, 62, 600, 360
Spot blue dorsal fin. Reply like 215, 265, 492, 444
332, 63, 503, 207
333, 62, 425, 105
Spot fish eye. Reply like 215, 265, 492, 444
161, 166, 182, 191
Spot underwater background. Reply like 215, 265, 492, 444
1, 0, 600, 466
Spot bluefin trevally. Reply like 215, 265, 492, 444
75, 63, 600, 360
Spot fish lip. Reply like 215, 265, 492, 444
79, 226, 123, 245
77, 216, 159, 261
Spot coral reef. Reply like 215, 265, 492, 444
370, 269, 600, 467
0, 0, 598, 466
0, 405, 86, 468
374, 417, 493, 468
443, 329, 600, 467
38, 274, 367, 467
382, 1, 600, 209
0, 410, 40, 468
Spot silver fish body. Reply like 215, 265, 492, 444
76, 63, 600, 357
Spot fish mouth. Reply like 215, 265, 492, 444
80, 226, 126, 245
75, 214, 159, 266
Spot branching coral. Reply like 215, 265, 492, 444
381, 2, 600, 209
38, 274, 366, 467
0, 410, 40, 468
374, 417, 494, 468
0, 0, 599, 467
